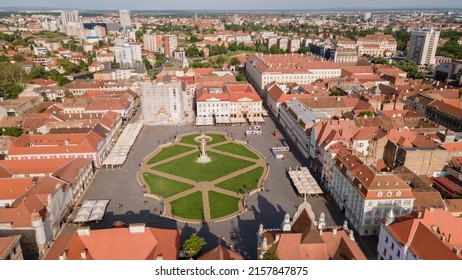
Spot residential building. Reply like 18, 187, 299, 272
278, 99, 329, 159
331, 154, 415, 235
425, 100, 462, 132
114, 43, 142, 69
45, 224, 181, 260
141, 81, 194, 125
198, 242, 243, 260
407, 28, 440, 65
257, 201, 367, 260
0, 235, 24, 260
143, 31, 158, 52
377, 208, 462, 260
163, 35, 178, 57
119, 10, 132, 29
0, 177, 73, 258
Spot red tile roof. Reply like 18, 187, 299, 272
45, 226, 181, 260
386, 208, 462, 259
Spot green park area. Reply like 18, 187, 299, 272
170, 191, 204, 220
208, 191, 240, 219
215, 167, 264, 194
147, 145, 194, 164
213, 142, 259, 159
179, 134, 200, 145
143, 172, 194, 198
153, 151, 255, 181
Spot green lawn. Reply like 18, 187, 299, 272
208, 191, 240, 219
143, 172, 194, 198
213, 142, 259, 159
179, 134, 200, 145
153, 151, 255, 181
205, 134, 227, 145
170, 191, 204, 220
215, 167, 264, 194
147, 145, 194, 164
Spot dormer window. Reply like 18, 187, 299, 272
396, 191, 401, 197
387, 191, 392, 197
377, 191, 383, 197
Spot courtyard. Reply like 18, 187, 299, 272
140, 132, 268, 222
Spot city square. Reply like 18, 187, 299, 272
139, 132, 268, 222
70, 116, 346, 259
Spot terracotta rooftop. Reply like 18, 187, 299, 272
386, 208, 462, 259
45, 225, 181, 260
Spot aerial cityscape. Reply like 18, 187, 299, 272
1, 1, 462, 262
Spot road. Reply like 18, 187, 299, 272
62, 116, 346, 259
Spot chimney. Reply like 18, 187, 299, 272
453, 247, 460, 255
77, 226, 90, 237
59, 250, 67, 260
129, 223, 146, 234
319, 229, 323, 235
80, 249, 87, 259
429, 207, 435, 213
333, 228, 338, 235
448, 234, 452, 243
349, 230, 355, 241
156, 255, 163, 260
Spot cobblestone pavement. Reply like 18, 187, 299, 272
62, 116, 346, 259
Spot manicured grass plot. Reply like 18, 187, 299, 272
143, 173, 194, 198
147, 145, 194, 164
205, 134, 227, 145
215, 167, 263, 194
213, 142, 259, 159
153, 151, 255, 181
208, 191, 240, 219
179, 134, 200, 145
170, 191, 204, 220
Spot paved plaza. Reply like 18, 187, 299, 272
139, 132, 268, 222
65, 115, 346, 259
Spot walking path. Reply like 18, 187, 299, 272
139, 132, 268, 222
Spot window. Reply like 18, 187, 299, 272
375, 209, 381, 216
387, 191, 392, 197
383, 248, 387, 256
391, 243, 395, 250
397, 250, 401, 258
377, 191, 383, 197
396, 191, 401, 197
374, 218, 380, 225
385, 236, 389, 244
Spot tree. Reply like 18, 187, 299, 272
296, 46, 309, 54
143, 57, 153, 70
261, 247, 279, 260
1, 127, 23, 137
269, 44, 283, 54
371, 57, 388, 65
329, 88, 341, 96
0, 63, 29, 99
189, 35, 200, 43
236, 73, 247, 81
30, 66, 47, 79
0, 55, 9, 63
358, 111, 374, 117
185, 44, 203, 58
12, 55, 25, 62
182, 233, 206, 259
229, 57, 241, 67
135, 30, 144, 42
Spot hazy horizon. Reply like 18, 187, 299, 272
0, 0, 462, 11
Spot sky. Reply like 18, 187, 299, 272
1, 0, 462, 10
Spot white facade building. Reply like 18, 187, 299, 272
331, 154, 415, 235
407, 28, 440, 65
141, 81, 194, 125
119, 10, 132, 28
143, 31, 157, 52
114, 43, 142, 68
